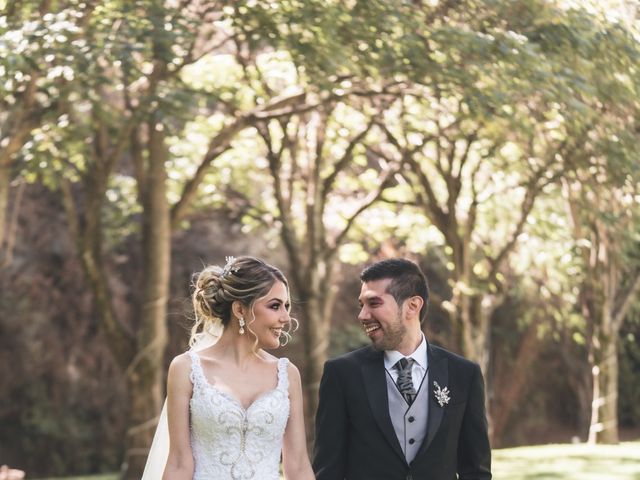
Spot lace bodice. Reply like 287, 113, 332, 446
188, 352, 290, 480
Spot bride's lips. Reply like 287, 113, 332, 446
269, 327, 282, 339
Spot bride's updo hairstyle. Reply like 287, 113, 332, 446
190, 256, 296, 347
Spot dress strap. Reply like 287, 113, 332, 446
276, 357, 289, 391
188, 350, 206, 389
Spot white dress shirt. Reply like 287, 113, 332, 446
384, 333, 428, 390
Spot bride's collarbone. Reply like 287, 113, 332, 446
198, 357, 281, 407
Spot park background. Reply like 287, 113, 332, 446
1, 0, 639, 479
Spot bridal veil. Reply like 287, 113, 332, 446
141, 325, 222, 480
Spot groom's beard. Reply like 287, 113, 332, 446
371, 312, 406, 352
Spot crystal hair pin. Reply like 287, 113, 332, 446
222, 256, 239, 276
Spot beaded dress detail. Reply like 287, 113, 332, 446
188, 352, 290, 480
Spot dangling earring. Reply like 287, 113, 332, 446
239, 317, 245, 335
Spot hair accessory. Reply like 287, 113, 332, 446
238, 317, 246, 335
222, 256, 238, 276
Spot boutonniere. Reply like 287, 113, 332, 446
433, 381, 450, 407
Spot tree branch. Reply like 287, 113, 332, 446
0, 180, 25, 268
321, 119, 374, 199
327, 167, 398, 258
170, 92, 310, 227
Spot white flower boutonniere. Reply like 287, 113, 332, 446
434, 381, 450, 407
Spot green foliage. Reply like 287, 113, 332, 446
103, 174, 143, 246
0, 7, 79, 105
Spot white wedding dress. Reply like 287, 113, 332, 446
188, 351, 290, 480
141, 328, 290, 480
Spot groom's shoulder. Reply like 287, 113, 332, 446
431, 344, 479, 371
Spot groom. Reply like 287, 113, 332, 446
313, 258, 491, 479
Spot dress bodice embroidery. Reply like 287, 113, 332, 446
188, 351, 290, 480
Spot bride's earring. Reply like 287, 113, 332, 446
239, 317, 245, 335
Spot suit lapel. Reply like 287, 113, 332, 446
361, 348, 406, 464
416, 344, 448, 458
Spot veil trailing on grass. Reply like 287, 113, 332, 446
141, 325, 222, 480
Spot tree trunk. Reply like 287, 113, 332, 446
122, 122, 171, 479
301, 297, 330, 436
588, 331, 619, 444
296, 257, 340, 447
455, 291, 500, 440
457, 294, 492, 378
559, 335, 592, 440
0, 162, 9, 253
491, 317, 541, 446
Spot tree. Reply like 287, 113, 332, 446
0, 1, 73, 265
371, 1, 640, 442
21, 1, 315, 477
178, 49, 404, 435
374, 0, 576, 370
563, 144, 640, 444
550, 2, 640, 443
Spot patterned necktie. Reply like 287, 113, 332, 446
395, 357, 417, 405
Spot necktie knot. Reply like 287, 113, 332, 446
396, 357, 414, 371
395, 357, 417, 405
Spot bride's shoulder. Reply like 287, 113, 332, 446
166, 352, 195, 394
167, 351, 193, 377
259, 352, 296, 368
258, 352, 299, 377
276, 357, 301, 388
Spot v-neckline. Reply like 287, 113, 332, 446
206, 383, 282, 413
191, 352, 284, 412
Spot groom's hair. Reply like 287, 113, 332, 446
360, 258, 429, 324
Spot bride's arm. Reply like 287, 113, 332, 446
162, 353, 194, 480
282, 363, 316, 480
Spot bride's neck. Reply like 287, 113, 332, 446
212, 327, 262, 366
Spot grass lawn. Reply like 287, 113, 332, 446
34, 476, 116, 480
492, 442, 640, 480
34, 441, 640, 480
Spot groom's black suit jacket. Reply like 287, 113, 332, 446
313, 343, 491, 480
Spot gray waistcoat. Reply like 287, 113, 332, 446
385, 369, 430, 463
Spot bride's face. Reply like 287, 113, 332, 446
247, 281, 291, 349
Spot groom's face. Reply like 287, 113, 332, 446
358, 278, 407, 351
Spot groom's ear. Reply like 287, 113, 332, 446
404, 296, 424, 319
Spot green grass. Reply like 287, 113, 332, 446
493, 442, 640, 480
34, 441, 640, 480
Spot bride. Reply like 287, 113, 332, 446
142, 256, 315, 480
